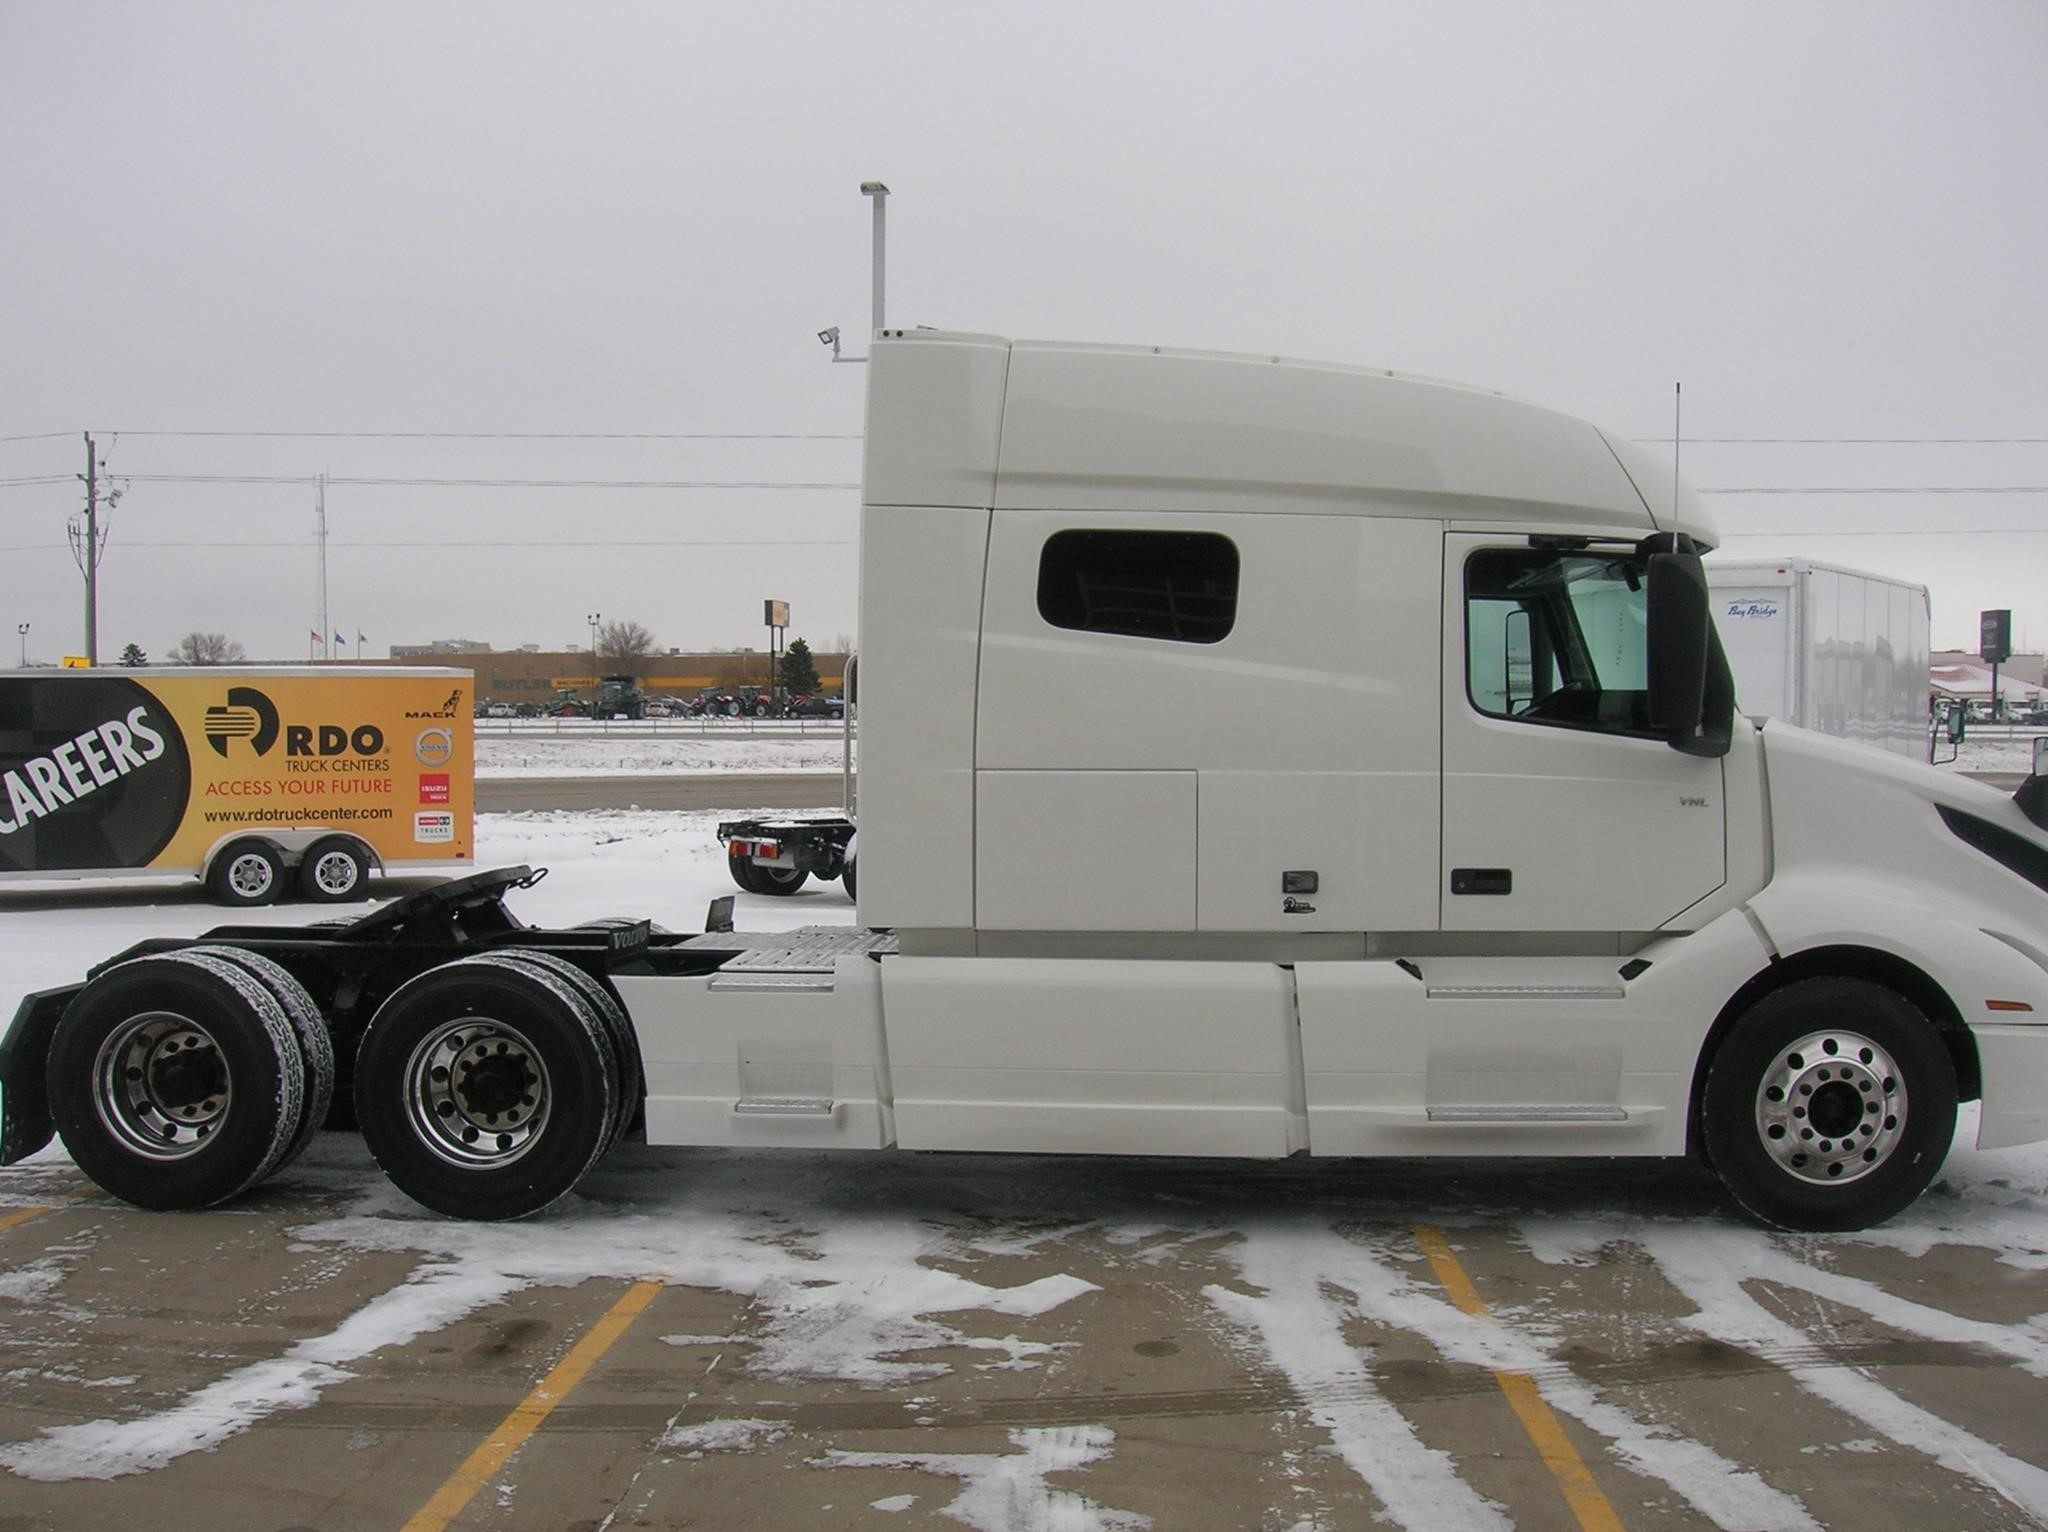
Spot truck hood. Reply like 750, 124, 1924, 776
1757, 718, 2048, 922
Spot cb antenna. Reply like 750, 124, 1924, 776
1673, 381, 1682, 511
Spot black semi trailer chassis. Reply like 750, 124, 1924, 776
717, 815, 855, 898
0, 866, 737, 1221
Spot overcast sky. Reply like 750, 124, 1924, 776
3, 1, 2043, 665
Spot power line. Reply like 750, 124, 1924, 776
1635, 435, 2048, 445
0, 537, 859, 552
1699, 485, 2048, 495
105, 429, 862, 441
0, 473, 860, 492
1717, 528, 2048, 539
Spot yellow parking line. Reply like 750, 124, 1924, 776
1414, 1224, 1624, 1532
0, 1188, 91, 1234
403, 1278, 664, 1532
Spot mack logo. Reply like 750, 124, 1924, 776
405, 690, 464, 720
205, 686, 281, 757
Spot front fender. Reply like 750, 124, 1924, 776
1746, 873, 2048, 1150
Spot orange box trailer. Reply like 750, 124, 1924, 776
0, 666, 473, 904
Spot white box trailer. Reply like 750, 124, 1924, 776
9, 333, 2048, 1234
1707, 559, 1931, 758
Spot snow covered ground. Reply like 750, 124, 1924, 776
474, 718, 852, 777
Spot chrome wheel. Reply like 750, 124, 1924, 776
404, 1017, 552, 1169
1754, 1029, 1906, 1186
93, 1012, 231, 1161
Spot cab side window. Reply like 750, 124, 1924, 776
1466, 548, 1654, 735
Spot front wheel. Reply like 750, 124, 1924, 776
1701, 977, 1957, 1231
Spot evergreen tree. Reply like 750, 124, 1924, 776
118, 642, 148, 666
780, 636, 821, 695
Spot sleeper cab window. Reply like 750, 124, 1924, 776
1036, 529, 1240, 644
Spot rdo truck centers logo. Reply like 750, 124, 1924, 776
205, 685, 386, 760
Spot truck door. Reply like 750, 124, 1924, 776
1440, 534, 1725, 932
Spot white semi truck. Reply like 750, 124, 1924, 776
8, 330, 2048, 1232
1706, 559, 1932, 759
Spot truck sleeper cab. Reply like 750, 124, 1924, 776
6, 333, 2048, 1231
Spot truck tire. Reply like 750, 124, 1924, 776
46, 951, 307, 1210
472, 951, 642, 1154
840, 854, 857, 901
190, 946, 335, 1170
299, 837, 371, 903
1701, 977, 1957, 1231
355, 957, 618, 1220
208, 839, 284, 906
727, 855, 763, 894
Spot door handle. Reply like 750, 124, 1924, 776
1451, 868, 1513, 896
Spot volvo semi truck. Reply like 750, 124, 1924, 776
7, 332, 2048, 1233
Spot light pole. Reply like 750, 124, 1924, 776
16, 622, 26, 667
585, 612, 601, 705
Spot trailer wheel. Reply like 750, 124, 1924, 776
840, 852, 857, 901
208, 839, 284, 906
1701, 977, 1956, 1231
355, 958, 617, 1220
473, 952, 642, 1153
751, 865, 809, 895
299, 837, 370, 903
46, 951, 307, 1210
190, 947, 335, 1170
726, 855, 763, 894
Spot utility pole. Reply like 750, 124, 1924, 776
315, 476, 329, 663
70, 433, 119, 666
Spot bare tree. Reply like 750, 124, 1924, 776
597, 619, 657, 679
168, 632, 246, 665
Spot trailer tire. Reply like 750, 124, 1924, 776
751, 865, 809, 895
355, 958, 617, 1220
840, 851, 857, 901
473, 951, 642, 1153
191, 947, 336, 1170
208, 839, 284, 906
46, 951, 307, 1210
727, 855, 763, 894
1701, 977, 1956, 1231
299, 837, 371, 903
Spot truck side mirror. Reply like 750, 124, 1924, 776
1646, 548, 1733, 759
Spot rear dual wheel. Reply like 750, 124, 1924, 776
47, 949, 330, 1209
355, 957, 624, 1220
